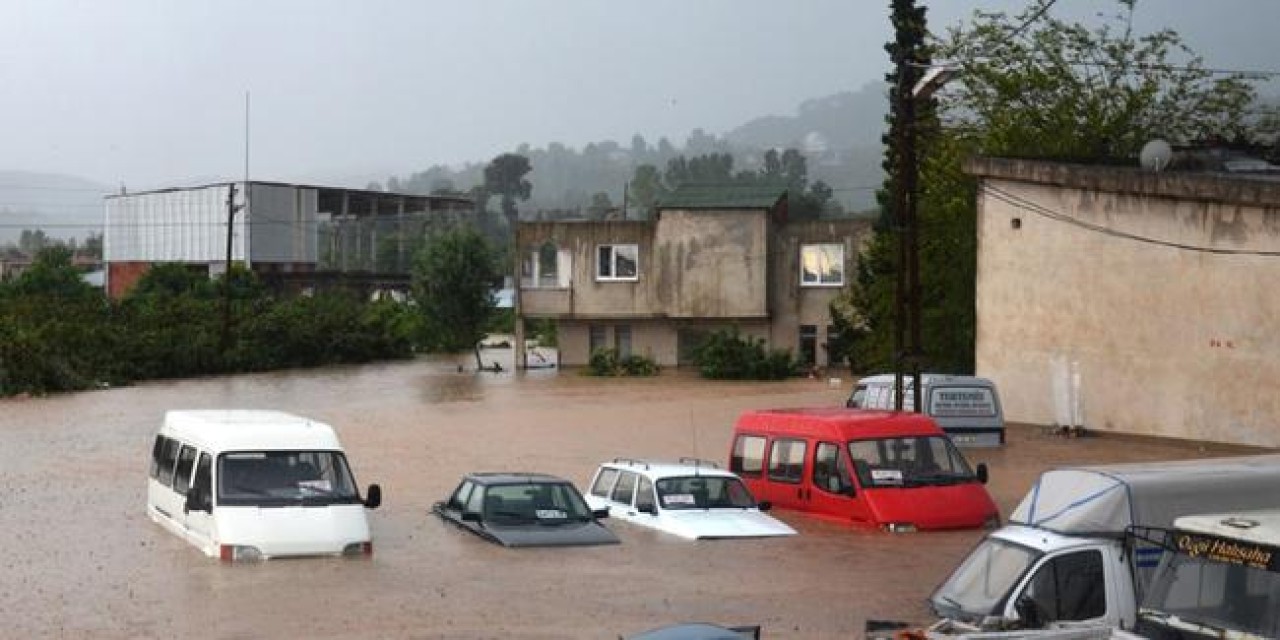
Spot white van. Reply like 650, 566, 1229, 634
847, 374, 1005, 447
146, 410, 382, 561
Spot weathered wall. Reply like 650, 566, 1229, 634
248, 184, 318, 264
971, 159, 1280, 447
768, 219, 870, 367
652, 210, 769, 318
518, 221, 660, 318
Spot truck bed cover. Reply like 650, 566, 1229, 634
1009, 454, 1280, 536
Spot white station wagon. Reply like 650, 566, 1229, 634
584, 458, 796, 540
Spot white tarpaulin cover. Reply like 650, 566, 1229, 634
1010, 455, 1280, 535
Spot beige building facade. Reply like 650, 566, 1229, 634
516, 187, 869, 370
967, 157, 1280, 447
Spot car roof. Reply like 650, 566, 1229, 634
463, 472, 574, 486
735, 407, 944, 440
160, 409, 343, 452
599, 458, 736, 481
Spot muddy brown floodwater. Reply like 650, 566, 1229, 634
0, 354, 1271, 639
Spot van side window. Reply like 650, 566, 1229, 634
149, 435, 167, 478
1023, 550, 1106, 624
767, 439, 806, 484
155, 437, 180, 486
591, 468, 619, 497
731, 435, 766, 476
611, 471, 637, 505
172, 445, 198, 494
813, 442, 853, 494
192, 453, 212, 502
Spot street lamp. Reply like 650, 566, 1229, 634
893, 61, 958, 412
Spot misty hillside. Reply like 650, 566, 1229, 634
0, 171, 110, 245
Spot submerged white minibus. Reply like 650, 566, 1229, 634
146, 410, 382, 561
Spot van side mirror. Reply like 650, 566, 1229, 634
976, 464, 989, 485
364, 484, 382, 509
593, 507, 612, 519
184, 488, 211, 513
757, 501, 773, 512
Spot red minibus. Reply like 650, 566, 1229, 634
729, 408, 998, 531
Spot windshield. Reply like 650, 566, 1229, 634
931, 537, 1042, 621
655, 476, 757, 510
848, 435, 975, 488
1137, 551, 1280, 638
482, 482, 592, 525
217, 450, 359, 506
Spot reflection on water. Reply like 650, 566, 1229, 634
0, 356, 1270, 639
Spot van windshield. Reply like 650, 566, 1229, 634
848, 436, 975, 488
218, 451, 360, 506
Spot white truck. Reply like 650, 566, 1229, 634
1116, 508, 1280, 639
922, 455, 1280, 639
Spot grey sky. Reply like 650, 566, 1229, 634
2, 0, 1277, 189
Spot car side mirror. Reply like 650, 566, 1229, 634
757, 501, 773, 512
976, 464, 989, 485
593, 507, 611, 519
461, 511, 482, 523
184, 488, 211, 514
1014, 596, 1042, 629
364, 484, 382, 509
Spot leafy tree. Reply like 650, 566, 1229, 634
411, 225, 501, 368
628, 164, 665, 217
483, 153, 533, 231
842, 0, 1265, 376
587, 192, 613, 220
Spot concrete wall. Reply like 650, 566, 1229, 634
556, 319, 770, 367
970, 158, 1280, 447
652, 209, 769, 318
768, 219, 869, 367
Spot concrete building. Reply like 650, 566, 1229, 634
967, 156, 1280, 447
515, 185, 870, 369
103, 181, 472, 298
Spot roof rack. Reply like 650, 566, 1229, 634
679, 457, 721, 469
612, 457, 650, 469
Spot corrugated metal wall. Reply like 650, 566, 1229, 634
248, 184, 317, 263
104, 184, 243, 262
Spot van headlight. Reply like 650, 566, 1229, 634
883, 522, 918, 533
219, 544, 263, 562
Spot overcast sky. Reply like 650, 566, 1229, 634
2, 0, 1277, 189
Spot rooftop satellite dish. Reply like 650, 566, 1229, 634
1140, 139, 1173, 172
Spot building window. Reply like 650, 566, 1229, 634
615, 324, 632, 357
800, 243, 844, 287
597, 244, 638, 281
589, 324, 607, 353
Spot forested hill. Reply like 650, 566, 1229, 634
0, 171, 110, 244
382, 82, 890, 216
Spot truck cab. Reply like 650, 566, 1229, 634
930, 525, 1135, 634
1128, 509, 1280, 639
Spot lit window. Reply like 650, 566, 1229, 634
800, 243, 844, 286
597, 244, 639, 281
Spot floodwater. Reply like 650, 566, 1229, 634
0, 352, 1270, 639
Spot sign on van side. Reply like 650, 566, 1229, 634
930, 389, 996, 418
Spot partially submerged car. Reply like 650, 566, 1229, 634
432, 472, 618, 547
585, 458, 795, 540
626, 622, 762, 640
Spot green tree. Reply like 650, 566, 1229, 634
843, 0, 1263, 375
628, 164, 664, 218
483, 153, 533, 232
411, 225, 500, 368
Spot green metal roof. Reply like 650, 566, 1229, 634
656, 183, 787, 210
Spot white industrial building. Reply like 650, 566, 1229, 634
103, 181, 472, 298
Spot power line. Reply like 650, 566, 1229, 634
982, 183, 1280, 257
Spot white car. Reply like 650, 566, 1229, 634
584, 458, 796, 540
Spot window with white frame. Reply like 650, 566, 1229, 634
800, 243, 844, 286
597, 244, 638, 281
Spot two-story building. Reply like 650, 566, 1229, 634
514, 185, 870, 369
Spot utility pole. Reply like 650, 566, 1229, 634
221, 183, 243, 352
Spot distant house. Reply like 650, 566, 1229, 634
966, 155, 1280, 447
103, 181, 472, 298
514, 184, 870, 369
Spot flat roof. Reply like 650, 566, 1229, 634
160, 410, 343, 452
104, 180, 473, 207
